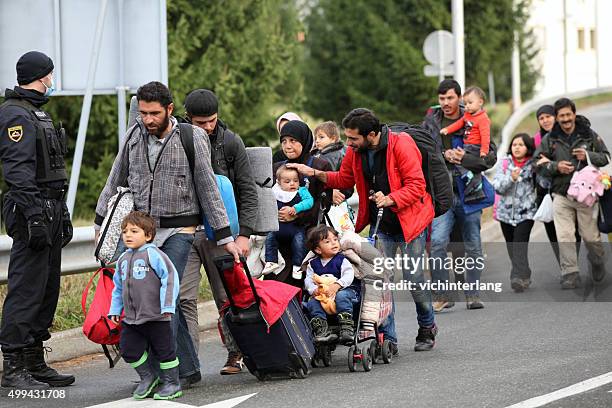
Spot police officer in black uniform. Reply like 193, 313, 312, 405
0, 51, 75, 389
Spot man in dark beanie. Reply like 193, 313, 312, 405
0, 51, 74, 389
182, 88, 258, 375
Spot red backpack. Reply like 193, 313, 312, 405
81, 267, 122, 367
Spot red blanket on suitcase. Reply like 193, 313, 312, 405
222, 262, 300, 327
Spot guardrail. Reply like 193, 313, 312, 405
1, 198, 363, 285
0, 227, 99, 284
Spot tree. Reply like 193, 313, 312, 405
167, 0, 303, 145
304, 0, 539, 123
1, 0, 303, 220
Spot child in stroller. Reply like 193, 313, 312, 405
304, 225, 360, 345
302, 225, 394, 372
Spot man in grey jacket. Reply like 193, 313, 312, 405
180, 89, 257, 375
95, 81, 239, 387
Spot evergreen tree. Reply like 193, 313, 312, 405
304, 0, 538, 123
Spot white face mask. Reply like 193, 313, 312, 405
40, 76, 55, 96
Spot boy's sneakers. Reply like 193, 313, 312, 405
414, 324, 438, 351
310, 318, 337, 343
262, 262, 279, 275
220, 351, 244, 375
561, 272, 581, 289
337, 312, 355, 344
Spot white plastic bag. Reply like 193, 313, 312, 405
246, 235, 285, 277
533, 193, 554, 223
326, 202, 355, 234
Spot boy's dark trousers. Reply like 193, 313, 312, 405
120, 321, 176, 364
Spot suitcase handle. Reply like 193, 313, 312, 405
214, 254, 261, 314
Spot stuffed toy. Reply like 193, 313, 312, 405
312, 274, 338, 314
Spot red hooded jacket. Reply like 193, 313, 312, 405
326, 130, 434, 243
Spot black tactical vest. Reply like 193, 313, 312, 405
1, 98, 67, 184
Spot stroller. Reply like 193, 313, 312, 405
305, 206, 395, 372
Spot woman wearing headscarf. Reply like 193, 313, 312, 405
273, 112, 304, 163
267, 120, 332, 286
533, 104, 580, 268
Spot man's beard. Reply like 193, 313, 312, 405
147, 110, 170, 136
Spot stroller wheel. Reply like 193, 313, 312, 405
362, 345, 373, 372
370, 340, 379, 364
382, 340, 393, 364
348, 346, 358, 372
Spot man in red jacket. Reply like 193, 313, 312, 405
288, 108, 438, 352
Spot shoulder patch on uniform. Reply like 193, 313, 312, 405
7, 125, 23, 142
34, 111, 47, 119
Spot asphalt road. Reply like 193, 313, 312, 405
3, 103, 612, 408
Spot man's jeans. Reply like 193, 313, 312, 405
374, 229, 435, 344
118, 233, 200, 378
430, 194, 484, 297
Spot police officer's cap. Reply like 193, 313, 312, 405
17, 51, 54, 85
184, 89, 218, 117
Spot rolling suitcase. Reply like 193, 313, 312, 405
214, 255, 315, 380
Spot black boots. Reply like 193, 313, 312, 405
154, 359, 182, 400
1, 351, 49, 389
337, 312, 354, 345
310, 318, 337, 343
130, 352, 159, 399
22, 342, 75, 387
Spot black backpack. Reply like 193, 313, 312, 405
388, 123, 453, 217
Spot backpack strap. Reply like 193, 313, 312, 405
81, 268, 102, 316
217, 126, 237, 184
178, 123, 203, 217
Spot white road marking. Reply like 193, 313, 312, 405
197, 393, 257, 408
84, 393, 257, 408
504, 371, 612, 408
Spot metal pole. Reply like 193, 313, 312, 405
117, 0, 127, 146
66, 0, 109, 216
511, 30, 521, 109
595, 0, 600, 88
563, 0, 568, 93
452, 0, 465, 90
53, 0, 62, 91
488, 71, 496, 107
438, 30, 444, 83
160, 0, 168, 85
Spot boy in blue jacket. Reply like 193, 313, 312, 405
108, 211, 181, 400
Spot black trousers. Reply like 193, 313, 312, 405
120, 321, 176, 364
0, 198, 63, 352
500, 220, 534, 280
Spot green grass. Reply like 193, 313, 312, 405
0, 267, 213, 333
